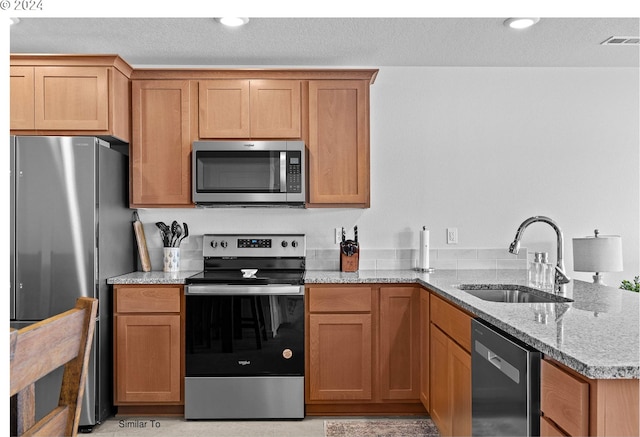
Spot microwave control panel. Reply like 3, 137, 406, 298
286, 151, 302, 193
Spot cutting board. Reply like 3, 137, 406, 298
133, 213, 151, 272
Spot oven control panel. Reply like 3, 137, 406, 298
238, 238, 272, 248
203, 234, 306, 257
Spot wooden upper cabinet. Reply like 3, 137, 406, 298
10, 55, 132, 142
131, 80, 194, 207
307, 80, 370, 207
10, 66, 35, 129
199, 80, 249, 138
35, 66, 109, 130
250, 80, 301, 138
199, 79, 301, 139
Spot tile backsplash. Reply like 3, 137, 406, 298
305, 247, 528, 271
138, 230, 527, 272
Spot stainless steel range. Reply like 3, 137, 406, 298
185, 234, 305, 419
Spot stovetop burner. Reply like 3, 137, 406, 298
187, 269, 305, 286
187, 233, 306, 286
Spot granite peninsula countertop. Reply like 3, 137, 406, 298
108, 269, 640, 379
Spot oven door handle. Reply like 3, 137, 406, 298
185, 284, 304, 296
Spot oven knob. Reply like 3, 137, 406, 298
221, 241, 228, 248
210, 241, 218, 248
281, 241, 288, 248
291, 240, 299, 248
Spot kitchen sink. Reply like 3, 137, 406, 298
456, 284, 573, 304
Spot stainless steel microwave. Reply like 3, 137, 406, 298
192, 140, 305, 207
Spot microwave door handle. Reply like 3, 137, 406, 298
280, 151, 287, 192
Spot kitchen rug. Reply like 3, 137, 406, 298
324, 418, 440, 437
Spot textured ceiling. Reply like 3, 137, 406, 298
9, 17, 640, 68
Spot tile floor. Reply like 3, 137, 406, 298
91, 416, 327, 437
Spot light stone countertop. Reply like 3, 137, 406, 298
108, 268, 640, 379
107, 270, 201, 285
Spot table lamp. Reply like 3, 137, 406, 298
572, 229, 623, 285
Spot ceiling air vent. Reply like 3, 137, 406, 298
601, 36, 640, 45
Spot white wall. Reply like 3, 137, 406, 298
138, 66, 639, 286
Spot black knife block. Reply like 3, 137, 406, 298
340, 243, 360, 272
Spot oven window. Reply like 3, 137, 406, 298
186, 295, 304, 377
196, 151, 282, 193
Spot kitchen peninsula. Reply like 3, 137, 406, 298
109, 268, 640, 435
110, 269, 640, 378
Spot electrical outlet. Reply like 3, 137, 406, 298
447, 228, 458, 245
335, 227, 342, 244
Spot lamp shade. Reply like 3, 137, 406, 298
572, 234, 623, 272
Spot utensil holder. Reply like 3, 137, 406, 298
163, 247, 180, 272
340, 244, 360, 272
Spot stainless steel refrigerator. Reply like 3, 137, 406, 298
9, 136, 134, 430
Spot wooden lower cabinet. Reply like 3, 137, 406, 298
540, 357, 640, 437
115, 314, 181, 403
419, 289, 430, 411
308, 313, 372, 401
429, 293, 472, 437
379, 286, 420, 400
113, 285, 184, 414
306, 284, 424, 415
449, 340, 472, 436
429, 324, 450, 431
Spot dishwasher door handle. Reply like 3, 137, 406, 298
488, 351, 503, 369
475, 340, 521, 384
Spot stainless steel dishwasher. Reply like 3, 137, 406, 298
471, 318, 541, 436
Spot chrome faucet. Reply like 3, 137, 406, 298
508, 216, 570, 293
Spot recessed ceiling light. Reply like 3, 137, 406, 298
216, 17, 249, 27
504, 18, 540, 30
10, 17, 20, 26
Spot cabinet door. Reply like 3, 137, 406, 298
540, 416, 568, 437
199, 80, 250, 138
541, 359, 589, 437
115, 314, 181, 403
379, 286, 420, 400
131, 80, 192, 206
250, 80, 301, 138
10, 66, 35, 129
430, 293, 471, 352
34, 67, 109, 130
450, 339, 472, 437
419, 290, 430, 410
308, 313, 372, 401
308, 80, 370, 206
430, 324, 451, 436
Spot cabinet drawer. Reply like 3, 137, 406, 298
541, 359, 589, 437
115, 286, 181, 313
430, 294, 471, 352
307, 286, 372, 313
